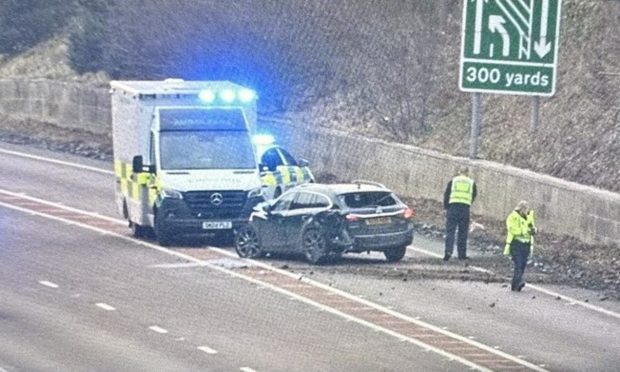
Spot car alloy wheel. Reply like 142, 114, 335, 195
235, 225, 263, 258
303, 228, 327, 265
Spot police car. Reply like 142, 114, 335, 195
254, 135, 315, 200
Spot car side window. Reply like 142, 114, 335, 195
261, 148, 283, 172
291, 192, 330, 210
272, 192, 296, 211
277, 147, 298, 166
290, 192, 313, 210
314, 194, 330, 208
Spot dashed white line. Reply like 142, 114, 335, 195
240, 368, 257, 372
39, 280, 59, 288
148, 326, 168, 334
95, 303, 116, 311
197, 346, 218, 354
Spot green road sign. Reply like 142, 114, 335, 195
459, 0, 562, 96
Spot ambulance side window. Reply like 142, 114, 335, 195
277, 148, 298, 166
261, 148, 283, 172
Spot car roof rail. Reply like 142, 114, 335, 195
351, 179, 386, 189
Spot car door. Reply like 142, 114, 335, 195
281, 191, 332, 252
257, 191, 296, 251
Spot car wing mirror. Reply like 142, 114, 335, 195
298, 158, 309, 167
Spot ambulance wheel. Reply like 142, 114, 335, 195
154, 210, 174, 247
131, 221, 149, 239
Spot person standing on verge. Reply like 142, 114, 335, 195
443, 166, 477, 261
504, 200, 537, 291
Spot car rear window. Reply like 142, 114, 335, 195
339, 191, 398, 208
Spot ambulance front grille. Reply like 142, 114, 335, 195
183, 190, 247, 219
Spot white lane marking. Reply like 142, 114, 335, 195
148, 326, 168, 334
197, 346, 218, 354
150, 262, 209, 269
0, 148, 113, 175
0, 195, 494, 372
240, 368, 257, 372
0, 189, 124, 224
39, 280, 59, 288
409, 245, 620, 320
1, 190, 548, 371
95, 303, 116, 311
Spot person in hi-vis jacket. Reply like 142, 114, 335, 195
504, 200, 537, 291
443, 167, 477, 261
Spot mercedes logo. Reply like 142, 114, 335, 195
210, 193, 224, 206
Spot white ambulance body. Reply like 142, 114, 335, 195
110, 79, 264, 245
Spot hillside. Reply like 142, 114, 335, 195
0, 0, 617, 192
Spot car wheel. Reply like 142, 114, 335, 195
235, 225, 263, 258
303, 228, 328, 265
384, 245, 407, 262
154, 210, 174, 247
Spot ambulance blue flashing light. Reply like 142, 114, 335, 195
198, 90, 216, 103
220, 89, 236, 103
253, 134, 275, 146
198, 88, 256, 104
239, 88, 256, 102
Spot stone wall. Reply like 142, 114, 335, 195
0, 78, 618, 246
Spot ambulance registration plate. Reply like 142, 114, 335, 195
365, 217, 391, 225
202, 221, 232, 230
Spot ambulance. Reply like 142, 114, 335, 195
110, 79, 264, 246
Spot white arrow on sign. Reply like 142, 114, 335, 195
489, 15, 510, 57
534, 0, 552, 58
472, 0, 489, 55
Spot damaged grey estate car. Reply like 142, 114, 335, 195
233, 181, 415, 264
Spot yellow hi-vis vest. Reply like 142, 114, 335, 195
503, 210, 536, 255
448, 175, 474, 205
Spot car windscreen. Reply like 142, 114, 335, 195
159, 130, 256, 170
339, 191, 398, 208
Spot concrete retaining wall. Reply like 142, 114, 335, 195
0, 78, 618, 246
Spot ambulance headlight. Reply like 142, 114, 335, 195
199, 90, 216, 103
220, 89, 236, 103
161, 188, 183, 200
248, 187, 264, 199
238, 88, 256, 102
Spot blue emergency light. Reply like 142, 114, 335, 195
238, 88, 256, 103
198, 90, 216, 103
252, 134, 275, 146
198, 87, 256, 104
220, 89, 236, 103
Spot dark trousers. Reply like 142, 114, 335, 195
511, 241, 531, 290
444, 204, 470, 258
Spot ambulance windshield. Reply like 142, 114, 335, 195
160, 130, 256, 170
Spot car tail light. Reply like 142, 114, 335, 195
345, 214, 359, 222
401, 207, 415, 219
